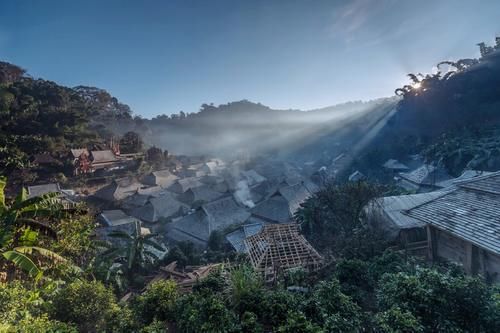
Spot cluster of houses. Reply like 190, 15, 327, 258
26, 149, 500, 284
79, 156, 324, 280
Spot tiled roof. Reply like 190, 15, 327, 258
241, 170, 267, 186
399, 164, 452, 186
167, 211, 210, 244
178, 185, 225, 206
131, 192, 187, 223
168, 177, 203, 193
458, 172, 500, 195
226, 222, 264, 253
251, 196, 291, 223
435, 170, 493, 189
143, 169, 179, 188
406, 181, 500, 255
374, 191, 449, 230
202, 197, 251, 233
278, 183, 312, 215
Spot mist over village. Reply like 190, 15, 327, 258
1, 1, 500, 332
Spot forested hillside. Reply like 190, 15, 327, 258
355, 41, 500, 177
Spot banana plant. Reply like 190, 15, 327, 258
0, 176, 62, 248
0, 176, 78, 281
100, 221, 165, 282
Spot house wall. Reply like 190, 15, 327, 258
429, 226, 500, 283
483, 249, 500, 282
435, 229, 468, 265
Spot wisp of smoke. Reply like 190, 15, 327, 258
234, 180, 255, 208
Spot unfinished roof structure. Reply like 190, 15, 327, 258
245, 224, 323, 282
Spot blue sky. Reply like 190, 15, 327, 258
1, 0, 499, 117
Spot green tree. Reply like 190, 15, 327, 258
49, 280, 119, 332
175, 293, 239, 333
377, 268, 500, 332
375, 306, 424, 333
295, 181, 386, 258
133, 279, 179, 325
304, 278, 363, 332
120, 131, 143, 153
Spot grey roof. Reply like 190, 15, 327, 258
251, 195, 291, 223
348, 170, 366, 182
167, 197, 251, 245
166, 210, 210, 244
373, 192, 449, 231
226, 228, 246, 252
458, 171, 500, 194
91, 150, 118, 163
249, 181, 278, 204
202, 161, 220, 174
99, 210, 137, 227
199, 175, 226, 185
278, 183, 312, 215
241, 170, 267, 186
131, 192, 188, 223
178, 185, 225, 206
143, 169, 179, 188
201, 196, 251, 232
137, 185, 164, 197
383, 159, 409, 170
303, 179, 320, 194
435, 170, 493, 189
168, 177, 204, 193
94, 178, 142, 201
399, 164, 452, 186
27, 183, 61, 198
226, 222, 264, 253
121, 193, 150, 209
406, 187, 500, 255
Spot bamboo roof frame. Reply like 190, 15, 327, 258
244, 223, 323, 282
